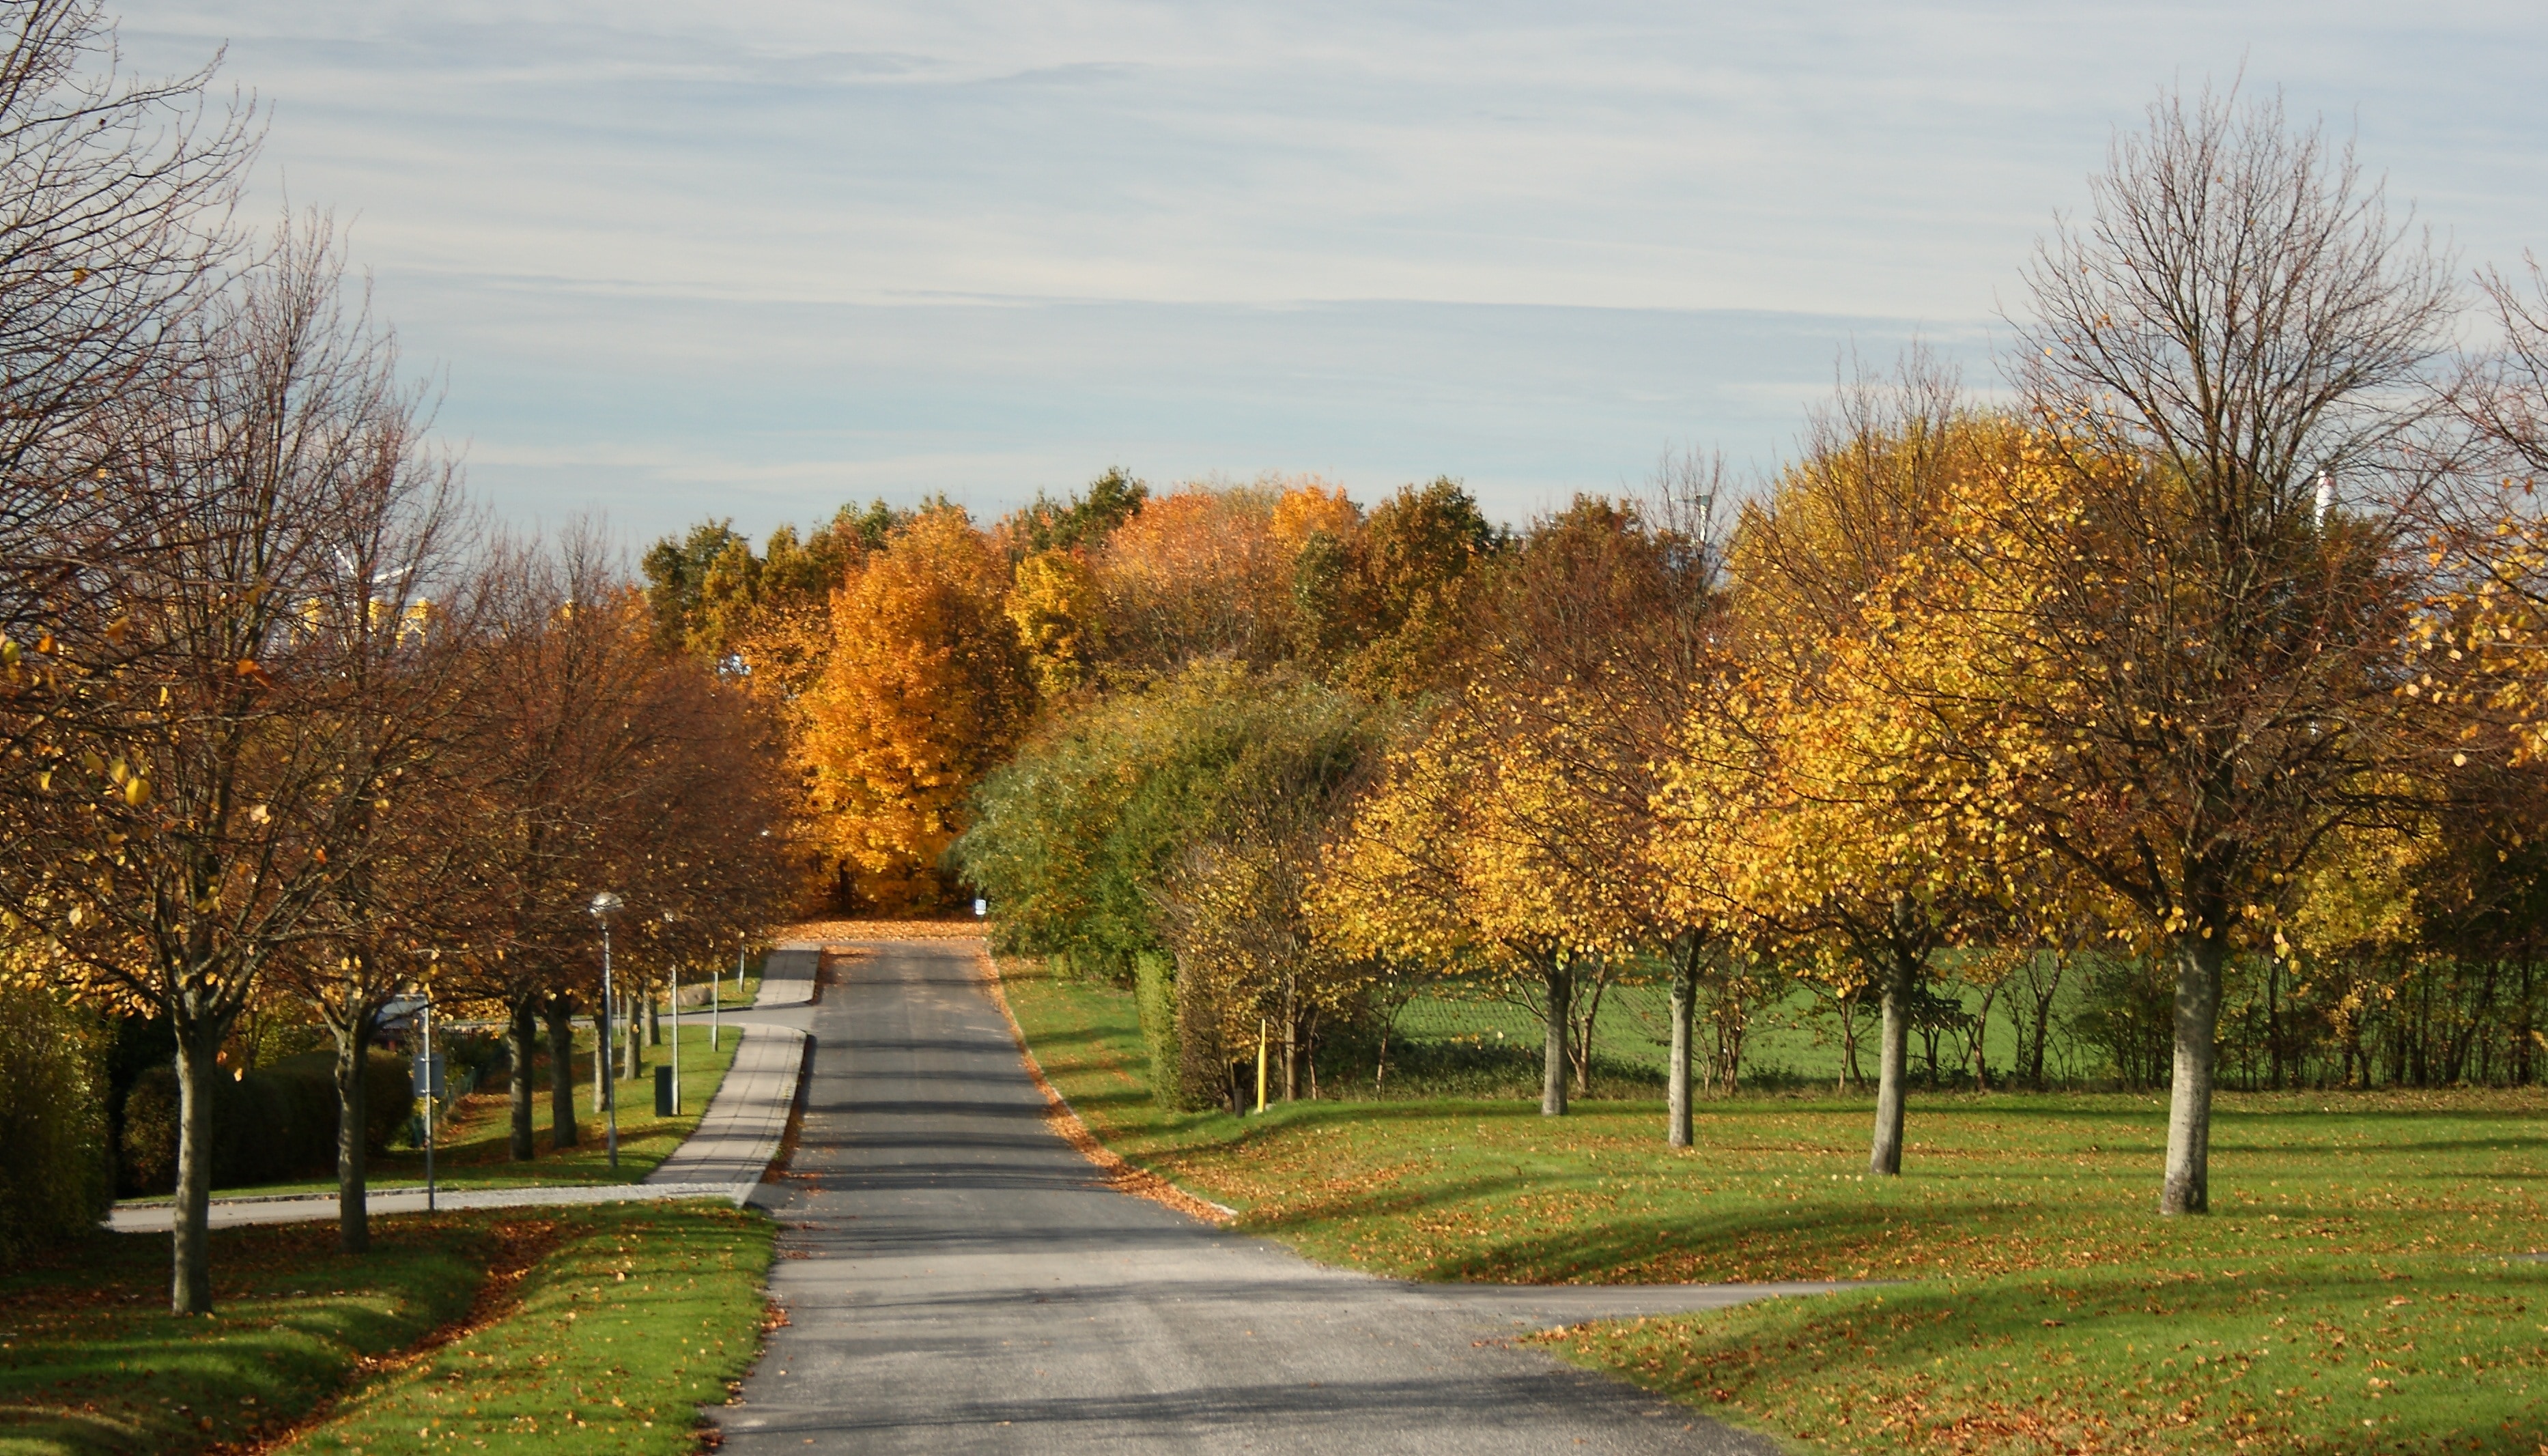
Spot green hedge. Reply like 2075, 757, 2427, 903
0, 982, 113, 1259
120, 1048, 410, 1195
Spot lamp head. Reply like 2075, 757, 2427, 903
589, 890, 623, 921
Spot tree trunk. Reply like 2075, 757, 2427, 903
1540, 955, 1572, 1117
1667, 938, 1696, 1148
331, 1016, 373, 1253
2160, 931, 2226, 1215
545, 995, 578, 1149
171, 1014, 224, 1314
507, 997, 537, 1161
1970, 983, 1999, 1091
2029, 963, 2058, 1089
1570, 963, 1606, 1098
1869, 948, 1915, 1177
1302, 1006, 1318, 1100
648, 986, 661, 1046
1281, 999, 1298, 1102
2265, 958, 2284, 1091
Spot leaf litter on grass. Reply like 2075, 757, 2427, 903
998, 954, 2548, 1453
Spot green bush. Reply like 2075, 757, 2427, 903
119, 1048, 410, 1195
269, 1048, 415, 1155
0, 981, 114, 1260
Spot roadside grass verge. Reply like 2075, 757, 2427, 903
279, 1201, 774, 1454
0, 1202, 774, 1456
352, 1019, 751, 1193
996, 954, 2548, 1453
124, 1023, 750, 1203
0, 1214, 505, 1454
1551, 1257, 2548, 1455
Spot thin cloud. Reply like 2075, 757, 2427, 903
106, 0, 2548, 541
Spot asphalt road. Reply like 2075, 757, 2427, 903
720, 939, 1818, 1455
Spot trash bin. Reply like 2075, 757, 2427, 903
654, 1064, 675, 1116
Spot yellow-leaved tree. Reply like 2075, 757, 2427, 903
1316, 701, 1640, 1117
1674, 363, 2021, 1175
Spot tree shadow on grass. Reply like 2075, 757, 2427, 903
1566, 1257, 2548, 1456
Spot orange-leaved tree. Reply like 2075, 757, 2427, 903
800, 505, 1030, 911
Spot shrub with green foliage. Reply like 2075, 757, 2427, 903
0, 980, 113, 1259
119, 1049, 410, 1194
960, 660, 1383, 1109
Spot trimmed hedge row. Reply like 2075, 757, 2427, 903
119, 1049, 410, 1194
0, 982, 113, 1261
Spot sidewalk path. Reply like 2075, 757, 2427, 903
107, 944, 825, 1234
720, 937, 1828, 1455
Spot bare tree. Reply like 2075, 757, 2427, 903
259, 281, 479, 1255
1988, 83, 2457, 1214
0, 0, 253, 866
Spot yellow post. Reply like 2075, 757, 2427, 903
1254, 1018, 1269, 1114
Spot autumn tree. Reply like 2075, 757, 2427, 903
2, 217, 462, 1311
1316, 692, 1641, 1117
1462, 486, 1731, 1140
1937, 85, 2457, 1213
801, 504, 1030, 909
242, 242, 477, 1255
1094, 480, 1334, 673
1006, 548, 1102, 698
1308, 477, 1502, 699
1685, 362, 2011, 1175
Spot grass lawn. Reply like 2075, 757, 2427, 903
996, 954, 2548, 1453
363, 1014, 753, 1192
0, 1202, 774, 1456
137, 1016, 756, 1203
277, 1201, 772, 1455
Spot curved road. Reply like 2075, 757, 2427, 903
722, 939, 1813, 1454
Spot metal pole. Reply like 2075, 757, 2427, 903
670, 956, 681, 1115
601, 923, 618, 1169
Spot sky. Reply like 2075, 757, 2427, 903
110, 1, 2548, 545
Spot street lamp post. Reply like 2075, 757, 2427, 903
590, 891, 623, 1169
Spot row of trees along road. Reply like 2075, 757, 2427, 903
648, 85, 2548, 1221
0, 0, 793, 1310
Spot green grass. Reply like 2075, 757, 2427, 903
997, 954, 2548, 1453
139, 1021, 751, 1202
0, 1214, 502, 1453
0, 1203, 776, 1456
281, 1201, 774, 1455
1551, 1261, 2548, 1455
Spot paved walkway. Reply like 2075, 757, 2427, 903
106, 946, 823, 1233
720, 938, 1832, 1455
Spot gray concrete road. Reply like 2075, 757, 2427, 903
720, 938, 1826, 1455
